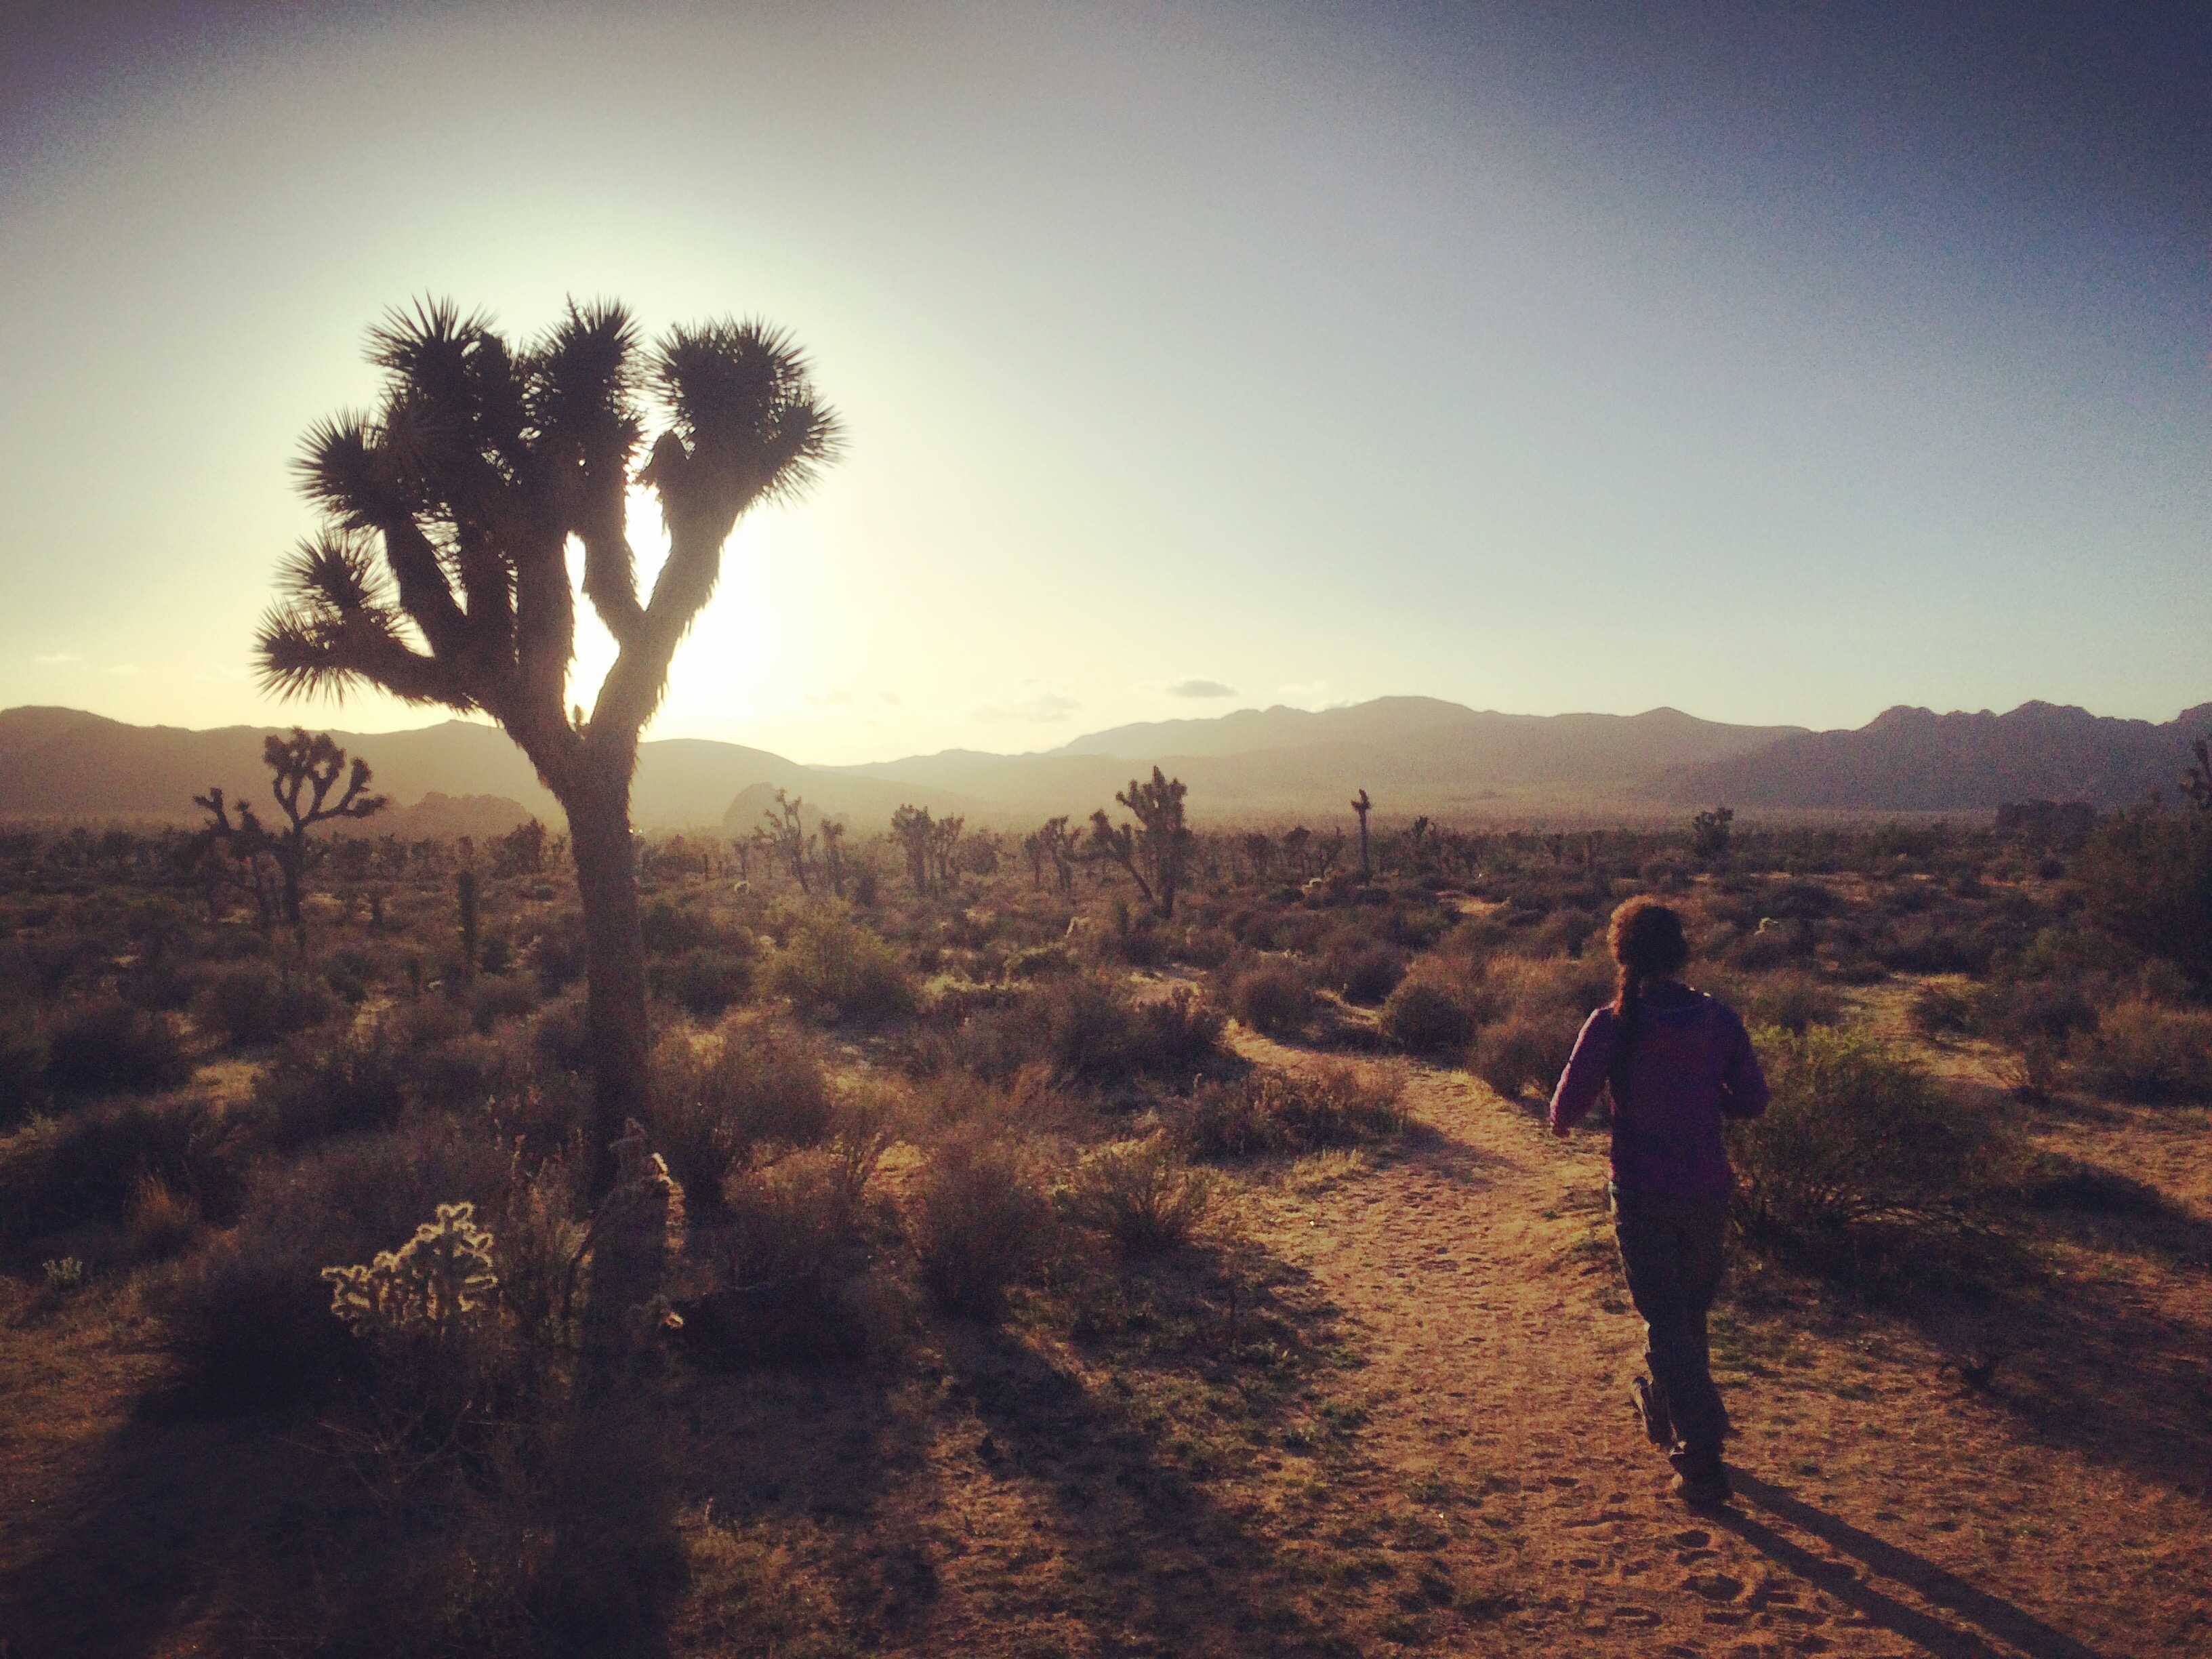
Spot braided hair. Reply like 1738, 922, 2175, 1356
1608, 897, 1689, 1063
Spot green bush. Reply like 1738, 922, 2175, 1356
1179, 1061, 1407, 1158
765, 910, 916, 1025
43, 998, 194, 1093
1730, 1026, 2012, 1279
1230, 960, 1312, 1037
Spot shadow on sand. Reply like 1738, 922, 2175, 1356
1721, 1469, 2103, 1659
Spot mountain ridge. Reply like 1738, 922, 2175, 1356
3, 696, 2205, 828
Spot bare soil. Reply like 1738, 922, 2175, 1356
4, 1023, 2208, 1656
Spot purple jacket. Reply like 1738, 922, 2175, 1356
1547, 987, 1769, 1199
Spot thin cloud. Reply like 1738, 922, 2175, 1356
33, 652, 81, 665
804, 689, 855, 706
972, 681, 1082, 723
1168, 678, 1235, 699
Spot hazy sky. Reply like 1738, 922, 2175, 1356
2, 1, 2205, 763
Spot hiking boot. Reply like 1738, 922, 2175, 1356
1631, 1375, 1673, 1448
1668, 1448, 1731, 1507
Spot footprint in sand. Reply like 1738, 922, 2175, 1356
1685, 1570, 1746, 1601
1671, 1528, 1711, 1547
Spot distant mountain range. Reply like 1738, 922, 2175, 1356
1, 696, 2205, 832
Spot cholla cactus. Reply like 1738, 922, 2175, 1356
323, 1201, 498, 1341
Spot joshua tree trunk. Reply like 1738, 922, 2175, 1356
567, 773, 651, 1195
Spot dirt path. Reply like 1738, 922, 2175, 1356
1236, 1038, 2211, 1658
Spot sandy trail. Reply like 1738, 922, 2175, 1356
1240, 1038, 2209, 1658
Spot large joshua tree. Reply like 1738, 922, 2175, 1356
258, 298, 840, 1189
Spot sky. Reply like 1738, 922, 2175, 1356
1, 0, 2205, 764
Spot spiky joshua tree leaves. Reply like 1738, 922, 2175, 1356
257, 298, 840, 1191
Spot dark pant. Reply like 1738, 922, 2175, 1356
1612, 1185, 1732, 1458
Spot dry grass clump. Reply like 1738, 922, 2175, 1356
1061, 1134, 1223, 1254
647, 1017, 834, 1206
0, 1092, 238, 1245
1179, 1061, 1408, 1158
1230, 958, 1313, 1036
905, 1128, 1053, 1319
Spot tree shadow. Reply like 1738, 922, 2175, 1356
930, 1243, 1361, 1658
1719, 1469, 2106, 1659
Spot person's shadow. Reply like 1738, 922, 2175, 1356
1717, 1470, 2104, 1659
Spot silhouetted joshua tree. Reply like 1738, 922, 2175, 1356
758, 787, 815, 894
1089, 767, 1193, 918
1350, 788, 1373, 883
190, 787, 281, 931
262, 727, 386, 939
255, 297, 839, 1191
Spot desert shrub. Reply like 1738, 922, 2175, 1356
1907, 981, 1976, 1039
1471, 1011, 1578, 1103
158, 1126, 516, 1411
1331, 943, 1408, 1007
1179, 1061, 1407, 1158
943, 976, 1223, 1087
1731, 1026, 2011, 1279
2074, 808, 2212, 987
1061, 1135, 1220, 1254
1977, 977, 2099, 1053
455, 971, 542, 1033
647, 1021, 834, 1206
1379, 979, 1475, 1054
2070, 1000, 2212, 1103
0, 1094, 239, 1243
249, 1021, 413, 1145
1231, 960, 1312, 1037
1135, 987, 1227, 1074
766, 909, 916, 1025
0, 1012, 47, 1124
679, 1145, 880, 1365
194, 961, 340, 1048
126, 1172, 201, 1258
907, 1131, 1052, 1319
1729, 969, 1845, 1036
43, 997, 193, 1093
649, 945, 754, 1018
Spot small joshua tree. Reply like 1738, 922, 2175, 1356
189, 788, 282, 930
890, 804, 936, 896
1089, 767, 1193, 918
759, 787, 815, 895
1691, 804, 1736, 862
1351, 789, 1373, 884
255, 299, 838, 1191
820, 817, 847, 899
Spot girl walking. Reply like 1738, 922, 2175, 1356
1549, 898, 1768, 1505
